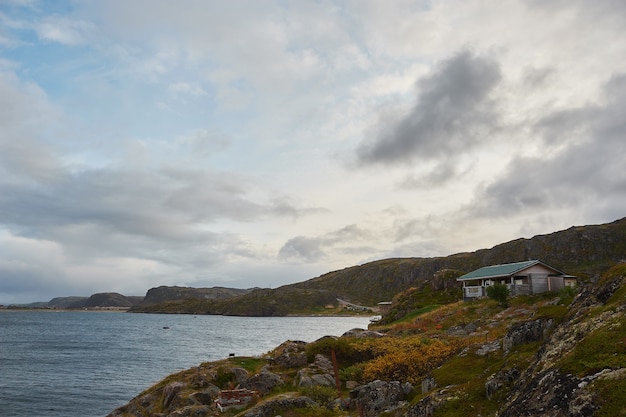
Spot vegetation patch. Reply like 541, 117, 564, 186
592, 376, 626, 417
432, 351, 503, 387
228, 356, 266, 373
557, 319, 626, 377
358, 337, 469, 384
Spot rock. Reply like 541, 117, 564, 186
342, 328, 385, 338
464, 322, 478, 333
272, 340, 308, 368
164, 405, 212, 417
188, 389, 216, 406
421, 376, 436, 394
310, 373, 335, 387
446, 325, 467, 336
163, 381, 187, 409
485, 368, 519, 399
476, 341, 500, 356
294, 368, 334, 388
349, 380, 413, 417
502, 318, 554, 354
230, 367, 250, 383
345, 380, 359, 390
107, 392, 160, 417
498, 369, 599, 417
405, 389, 452, 417
313, 353, 333, 372
239, 370, 284, 395
240, 394, 317, 417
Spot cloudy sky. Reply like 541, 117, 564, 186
1, 0, 625, 304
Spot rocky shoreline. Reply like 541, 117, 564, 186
107, 264, 626, 417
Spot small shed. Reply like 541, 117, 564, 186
457, 260, 576, 301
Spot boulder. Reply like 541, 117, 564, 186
485, 368, 519, 399
163, 381, 187, 409
421, 376, 436, 394
272, 340, 308, 368
164, 405, 212, 417
240, 394, 317, 417
294, 369, 335, 388
313, 354, 333, 372
498, 369, 600, 417
239, 370, 284, 395
342, 328, 385, 338
502, 318, 554, 354
349, 380, 413, 417
476, 341, 500, 356
230, 367, 250, 383
188, 386, 219, 406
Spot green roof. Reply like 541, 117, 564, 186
456, 260, 563, 281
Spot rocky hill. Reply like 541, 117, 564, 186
107, 262, 626, 417
11, 293, 144, 309
134, 217, 626, 315
131, 286, 340, 316
137, 285, 253, 306
74, 292, 142, 308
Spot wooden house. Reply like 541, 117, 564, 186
457, 260, 576, 301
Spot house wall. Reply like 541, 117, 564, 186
521, 264, 557, 276
516, 265, 564, 294
549, 276, 565, 292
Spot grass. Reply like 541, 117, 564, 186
557, 319, 626, 377
593, 377, 626, 417
228, 356, 266, 373
431, 351, 503, 387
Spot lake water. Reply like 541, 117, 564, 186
0, 310, 371, 417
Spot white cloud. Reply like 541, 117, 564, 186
35, 16, 94, 45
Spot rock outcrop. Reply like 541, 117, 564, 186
349, 380, 413, 417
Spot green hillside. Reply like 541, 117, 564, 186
131, 217, 626, 315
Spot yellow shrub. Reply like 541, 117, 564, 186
362, 338, 463, 384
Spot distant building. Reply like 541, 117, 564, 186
457, 260, 576, 301
377, 301, 392, 314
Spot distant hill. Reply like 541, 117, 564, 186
69, 292, 139, 308
130, 286, 339, 316
10, 293, 144, 309
131, 217, 626, 315
137, 285, 253, 306
48, 296, 89, 308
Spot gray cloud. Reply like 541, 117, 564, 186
470, 73, 626, 219
278, 224, 372, 263
356, 51, 501, 165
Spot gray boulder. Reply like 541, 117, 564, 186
240, 394, 317, 417
349, 380, 413, 417
272, 340, 308, 368
239, 370, 284, 395
503, 318, 554, 354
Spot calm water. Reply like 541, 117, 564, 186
0, 310, 370, 417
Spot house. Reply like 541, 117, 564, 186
457, 260, 576, 301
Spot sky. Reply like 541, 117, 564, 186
1, 0, 625, 304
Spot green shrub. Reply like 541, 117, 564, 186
339, 364, 364, 383
305, 337, 363, 367
486, 283, 509, 308
299, 385, 338, 404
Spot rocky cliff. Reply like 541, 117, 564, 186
138, 286, 253, 306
